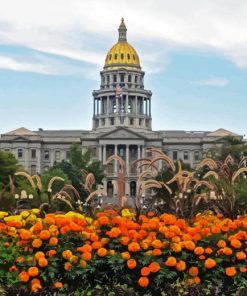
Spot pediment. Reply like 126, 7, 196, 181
99, 127, 146, 140
11, 136, 30, 142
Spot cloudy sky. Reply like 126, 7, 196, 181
0, 0, 247, 136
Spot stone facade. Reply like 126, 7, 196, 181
0, 19, 242, 201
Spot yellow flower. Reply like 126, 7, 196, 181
0, 211, 8, 219
121, 209, 135, 219
32, 208, 40, 215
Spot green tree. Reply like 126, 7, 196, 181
0, 151, 19, 186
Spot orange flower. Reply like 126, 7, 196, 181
121, 252, 131, 260
141, 267, 150, 276
92, 241, 102, 250
31, 282, 42, 293
171, 243, 182, 253
32, 238, 42, 248
39, 230, 51, 240
176, 260, 186, 272
82, 252, 92, 261
204, 258, 216, 269
64, 262, 72, 271
189, 266, 199, 277
165, 256, 177, 267
147, 262, 160, 273
98, 215, 110, 225
49, 237, 58, 246
20, 230, 32, 240
205, 247, 213, 255
240, 267, 247, 273
28, 267, 39, 277
19, 271, 30, 282
128, 242, 140, 252
16, 256, 25, 263
38, 258, 48, 268
79, 259, 87, 268
127, 259, 137, 269
236, 251, 246, 260
230, 239, 242, 249
47, 250, 57, 257
108, 227, 121, 238
225, 267, 237, 277
194, 247, 204, 256
109, 250, 115, 256
54, 282, 63, 289
77, 244, 92, 253
152, 248, 162, 256
62, 250, 73, 260
183, 240, 195, 251
194, 276, 201, 284
223, 247, 233, 256
217, 240, 226, 248
138, 276, 149, 287
45, 215, 55, 225
97, 247, 107, 257
151, 239, 163, 249
120, 236, 130, 245
35, 251, 45, 261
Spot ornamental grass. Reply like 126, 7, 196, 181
0, 209, 247, 295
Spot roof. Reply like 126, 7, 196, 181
206, 128, 240, 137
5, 127, 38, 136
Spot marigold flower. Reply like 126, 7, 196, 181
151, 239, 163, 249
77, 244, 92, 253
38, 258, 48, 268
121, 252, 131, 260
120, 236, 130, 245
31, 283, 42, 292
28, 266, 39, 277
127, 259, 137, 269
230, 239, 242, 249
194, 276, 201, 284
79, 259, 87, 268
138, 276, 149, 287
225, 267, 237, 277
141, 266, 150, 276
171, 243, 182, 253
204, 258, 216, 269
64, 262, 72, 271
240, 267, 247, 273
109, 250, 115, 256
223, 247, 233, 256
35, 252, 45, 261
82, 252, 92, 261
189, 266, 199, 277
176, 260, 186, 272
152, 248, 162, 256
39, 230, 50, 240
16, 256, 25, 263
47, 250, 56, 257
62, 250, 73, 260
20, 230, 32, 240
183, 240, 195, 251
165, 256, 177, 267
19, 271, 30, 282
205, 247, 213, 254
217, 240, 226, 248
54, 281, 63, 288
32, 238, 42, 249
236, 251, 246, 260
128, 242, 140, 252
194, 247, 204, 256
98, 216, 110, 225
49, 237, 58, 246
97, 247, 107, 257
149, 262, 160, 273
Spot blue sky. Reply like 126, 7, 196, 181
0, 0, 247, 136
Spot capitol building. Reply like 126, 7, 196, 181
0, 19, 241, 197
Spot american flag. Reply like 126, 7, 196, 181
115, 85, 123, 98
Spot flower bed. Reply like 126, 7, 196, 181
0, 210, 247, 295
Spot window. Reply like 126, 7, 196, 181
113, 74, 117, 82
109, 54, 112, 61
31, 149, 36, 159
31, 165, 36, 175
66, 151, 70, 160
18, 148, 23, 159
91, 147, 97, 158
55, 151, 60, 161
114, 54, 118, 60
128, 75, 131, 82
120, 73, 125, 82
4, 149, 10, 152
110, 118, 114, 125
120, 53, 124, 59
135, 75, 138, 83
139, 119, 142, 126
194, 151, 200, 161
133, 54, 136, 61
101, 118, 105, 126
130, 118, 134, 125
183, 151, 188, 161
127, 53, 130, 60
107, 75, 110, 83
44, 150, 50, 160
173, 151, 178, 161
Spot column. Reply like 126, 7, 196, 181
97, 99, 99, 115
98, 145, 102, 162
149, 98, 151, 116
103, 145, 106, 164
114, 144, 118, 174
135, 96, 138, 114
93, 98, 95, 115
137, 145, 141, 160
125, 94, 128, 113
100, 97, 103, 114
107, 96, 109, 115
142, 97, 144, 114
145, 98, 148, 115
126, 145, 129, 174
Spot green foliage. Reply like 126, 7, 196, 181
0, 151, 19, 186
42, 168, 69, 193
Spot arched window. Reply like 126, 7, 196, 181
121, 53, 124, 59
114, 54, 118, 60
127, 53, 130, 60
107, 181, 113, 197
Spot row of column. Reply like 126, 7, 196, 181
93, 96, 151, 116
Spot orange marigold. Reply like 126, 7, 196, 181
35, 251, 45, 260
31, 283, 42, 293
39, 230, 50, 240
194, 247, 204, 256
97, 247, 107, 257
128, 242, 140, 252
149, 262, 160, 273
152, 248, 162, 256
28, 266, 39, 277
204, 258, 216, 269
49, 237, 58, 246
82, 252, 92, 261
236, 251, 246, 260
38, 257, 48, 268
230, 239, 242, 249
165, 256, 177, 267
141, 267, 150, 276
64, 262, 72, 271
183, 240, 195, 251
205, 247, 213, 255
217, 240, 226, 248
62, 250, 73, 260
47, 250, 57, 257
54, 281, 63, 288
189, 266, 199, 277
121, 252, 131, 260
32, 238, 42, 248
225, 267, 237, 277
240, 267, 247, 273
19, 271, 30, 282
138, 276, 149, 287
92, 241, 102, 250
20, 230, 32, 240
223, 247, 233, 256
127, 259, 137, 269
194, 276, 201, 284
151, 239, 163, 249
176, 260, 186, 272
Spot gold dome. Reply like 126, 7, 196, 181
104, 18, 141, 70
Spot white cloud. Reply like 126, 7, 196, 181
191, 77, 229, 87
0, 0, 247, 72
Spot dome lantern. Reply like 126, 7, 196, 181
118, 18, 127, 41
